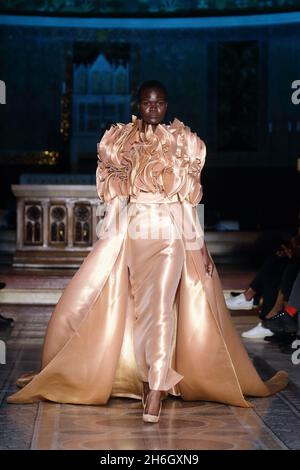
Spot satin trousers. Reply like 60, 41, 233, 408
126, 197, 185, 391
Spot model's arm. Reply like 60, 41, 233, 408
96, 124, 129, 204
186, 131, 214, 276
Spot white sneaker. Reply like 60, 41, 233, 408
241, 322, 274, 339
226, 293, 254, 310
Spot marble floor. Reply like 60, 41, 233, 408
0, 268, 299, 450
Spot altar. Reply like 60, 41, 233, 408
11, 184, 103, 268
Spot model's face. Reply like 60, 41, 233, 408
138, 88, 168, 125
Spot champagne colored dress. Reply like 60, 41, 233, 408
7, 115, 288, 407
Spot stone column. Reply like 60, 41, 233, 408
66, 200, 75, 248
41, 199, 49, 248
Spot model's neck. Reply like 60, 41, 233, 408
141, 120, 159, 134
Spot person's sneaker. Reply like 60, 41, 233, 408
226, 293, 254, 310
241, 322, 274, 339
279, 341, 297, 355
263, 311, 298, 334
264, 332, 292, 344
230, 291, 260, 307
279, 335, 299, 354
0, 314, 14, 325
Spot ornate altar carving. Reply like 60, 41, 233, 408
11, 185, 104, 268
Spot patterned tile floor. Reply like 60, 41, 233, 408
0, 269, 299, 450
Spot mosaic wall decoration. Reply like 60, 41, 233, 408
1, 0, 300, 16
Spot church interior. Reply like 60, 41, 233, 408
0, 0, 300, 452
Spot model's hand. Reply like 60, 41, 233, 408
201, 245, 214, 277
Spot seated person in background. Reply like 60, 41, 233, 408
0, 282, 14, 328
263, 271, 300, 340
226, 236, 300, 339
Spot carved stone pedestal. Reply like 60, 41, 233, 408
11, 185, 104, 268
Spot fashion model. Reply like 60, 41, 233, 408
7, 80, 288, 423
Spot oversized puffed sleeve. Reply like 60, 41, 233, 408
96, 124, 130, 203
178, 128, 206, 206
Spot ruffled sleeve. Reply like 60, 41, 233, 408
96, 124, 131, 203
177, 127, 206, 206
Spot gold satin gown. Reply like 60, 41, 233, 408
126, 201, 185, 391
7, 115, 288, 407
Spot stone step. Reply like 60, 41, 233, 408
0, 287, 238, 305
0, 288, 62, 305
0, 227, 261, 265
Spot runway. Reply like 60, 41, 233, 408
0, 269, 299, 450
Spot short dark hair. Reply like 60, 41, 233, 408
137, 80, 168, 103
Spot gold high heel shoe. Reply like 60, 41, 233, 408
142, 394, 146, 409
143, 394, 162, 423
143, 402, 162, 423
142, 382, 149, 409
